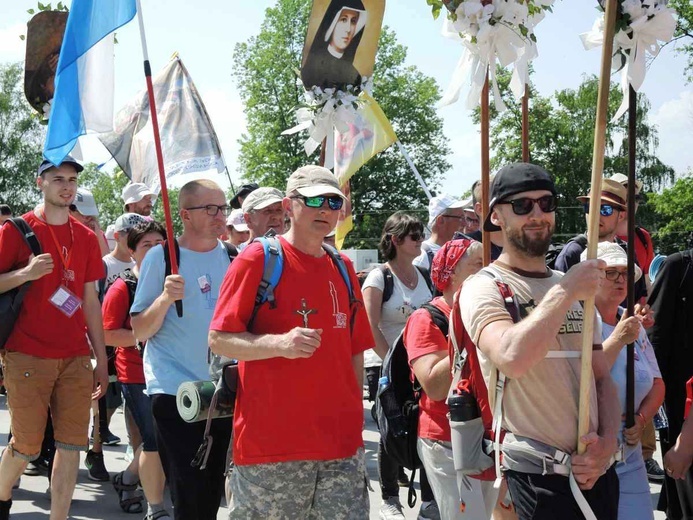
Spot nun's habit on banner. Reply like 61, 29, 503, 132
301, 0, 368, 90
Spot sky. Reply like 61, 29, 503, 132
1, 0, 692, 198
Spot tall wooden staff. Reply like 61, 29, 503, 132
481, 73, 491, 267
577, 0, 618, 454
625, 85, 637, 428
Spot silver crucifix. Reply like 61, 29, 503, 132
295, 298, 317, 328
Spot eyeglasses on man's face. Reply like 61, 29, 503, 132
185, 204, 232, 217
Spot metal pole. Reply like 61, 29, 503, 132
626, 84, 637, 428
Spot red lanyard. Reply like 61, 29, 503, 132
40, 209, 74, 274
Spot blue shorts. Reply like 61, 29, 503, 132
121, 383, 157, 452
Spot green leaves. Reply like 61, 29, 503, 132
426, 0, 444, 20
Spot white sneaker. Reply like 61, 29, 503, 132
379, 497, 405, 520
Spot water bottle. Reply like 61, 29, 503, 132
448, 384, 479, 422
378, 376, 389, 391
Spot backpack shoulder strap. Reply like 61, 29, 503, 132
415, 265, 435, 296
421, 242, 435, 268
634, 226, 648, 249
421, 301, 449, 338
119, 269, 138, 309
573, 234, 588, 249
380, 264, 394, 303
480, 267, 520, 322
97, 259, 108, 302
222, 241, 238, 262
6, 217, 42, 256
322, 243, 359, 335
247, 236, 283, 330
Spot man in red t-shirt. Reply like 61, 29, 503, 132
209, 165, 374, 518
0, 156, 107, 520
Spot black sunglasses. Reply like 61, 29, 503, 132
583, 204, 617, 217
185, 204, 232, 216
405, 232, 424, 242
496, 195, 557, 216
291, 195, 344, 211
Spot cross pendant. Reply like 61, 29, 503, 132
295, 298, 317, 328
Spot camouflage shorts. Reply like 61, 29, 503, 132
227, 447, 369, 520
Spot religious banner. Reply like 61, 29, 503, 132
24, 10, 68, 121
301, 0, 385, 91
98, 55, 225, 193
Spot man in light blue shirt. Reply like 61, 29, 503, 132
131, 179, 233, 520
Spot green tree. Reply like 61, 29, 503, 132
669, 0, 693, 82
0, 62, 45, 214
480, 72, 674, 240
233, 0, 450, 250
649, 175, 693, 254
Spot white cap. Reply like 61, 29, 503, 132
122, 182, 156, 207
609, 173, 643, 195
242, 187, 284, 213
226, 209, 249, 232
580, 241, 642, 282
428, 194, 466, 227
114, 212, 147, 233
73, 188, 99, 216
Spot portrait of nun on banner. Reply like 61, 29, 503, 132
301, 0, 385, 91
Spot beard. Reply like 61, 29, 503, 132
505, 222, 554, 258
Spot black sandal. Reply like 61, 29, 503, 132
112, 471, 144, 514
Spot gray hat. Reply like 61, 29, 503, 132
242, 187, 284, 213
72, 188, 99, 216
38, 155, 84, 177
114, 212, 147, 233
286, 165, 345, 199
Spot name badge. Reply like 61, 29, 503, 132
198, 275, 211, 294
49, 285, 82, 317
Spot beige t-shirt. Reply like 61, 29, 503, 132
459, 263, 599, 454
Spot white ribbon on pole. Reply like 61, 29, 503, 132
580, 2, 676, 121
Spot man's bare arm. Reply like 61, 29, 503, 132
209, 328, 323, 361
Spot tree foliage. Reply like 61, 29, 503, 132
479, 71, 675, 240
0, 63, 45, 215
649, 176, 693, 254
670, 0, 693, 83
233, 0, 450, 250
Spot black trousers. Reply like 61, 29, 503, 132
506, 466, 619, 520
377, 437, 434, 502
151, 394, 232, 520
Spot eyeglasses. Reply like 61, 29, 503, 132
496, 195, 557, 215
291, 195, 344, 211
405, 232, 424, 242
465, 216, 479, 225
583, 204, 617, 217
185, 204, 232, 216
604, 269, 627, 282
441, 214, 465, 221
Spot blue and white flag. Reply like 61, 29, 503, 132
44, 0, 137, 165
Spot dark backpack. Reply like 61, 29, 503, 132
375, 302, 448, 507
380, 265, 435, 303
118, 269, 142, 356
0, 218, 42, 349
545, 234, 587, 270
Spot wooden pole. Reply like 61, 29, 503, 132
319, 137, 327, 168
626, 85, 637, 428
481, 71, 491, 267
577, 0, 619, 455
522, 86, 530, 163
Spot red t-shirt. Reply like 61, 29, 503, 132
618, 227, 654, 275
403, 297, 451, 442
0, 212, 104, 358
210, 236, 374, 465
102, 276, 144, 384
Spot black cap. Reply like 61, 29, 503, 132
483, 163, 557, 232
230, 183, 260, 209
37, 155, 84, 177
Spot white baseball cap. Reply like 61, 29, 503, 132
72, 188, 99, 216
122, 182, 156, 208
428, 194, 466, 228
114, 212, 147, 234
226, 209, 249, 232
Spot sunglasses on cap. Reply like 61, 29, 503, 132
291, 195, 344, 211
496, 195, 557, 216
583, 204, 619, 217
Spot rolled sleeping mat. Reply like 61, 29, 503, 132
176, 380, 235, 423
649, 254, 666, 283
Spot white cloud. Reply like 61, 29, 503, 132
0, 23, 27, 63
651, 90, 693, 176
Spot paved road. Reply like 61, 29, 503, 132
0, 396, 666, 519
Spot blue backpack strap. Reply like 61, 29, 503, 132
322, 243, 359, 334
247, 236, 284, 330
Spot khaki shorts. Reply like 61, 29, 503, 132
228, 447, 369, 519
3, 351, 93, 459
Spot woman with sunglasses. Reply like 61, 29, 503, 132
362, 211, 438, 520
581, 242, 664, 520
